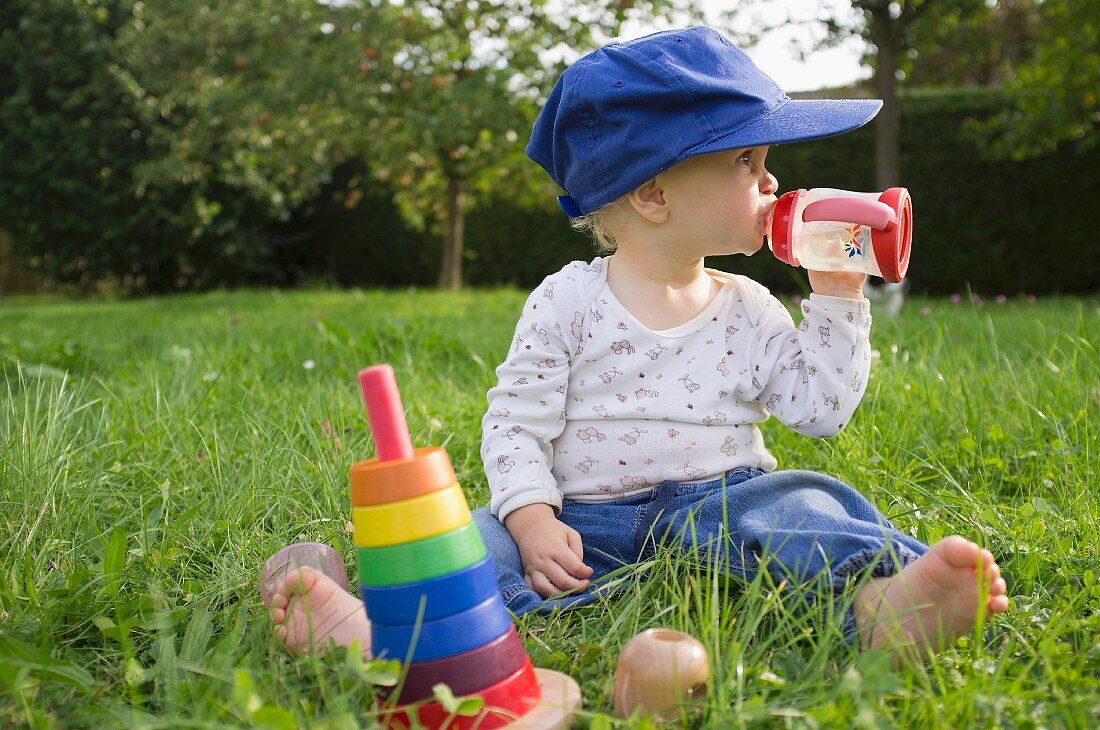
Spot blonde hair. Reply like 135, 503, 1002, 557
569, 198, 625, 253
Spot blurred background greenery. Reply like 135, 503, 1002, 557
0, 0, 1096, 296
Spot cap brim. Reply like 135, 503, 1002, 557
691, 98, 882, 154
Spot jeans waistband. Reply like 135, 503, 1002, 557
634, 466, 769, 558
661, 466, 770, 497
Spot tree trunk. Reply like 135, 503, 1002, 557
870, 5, 902, 188
439, 176, 466, 290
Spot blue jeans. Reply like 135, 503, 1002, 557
472, 468, 928, 641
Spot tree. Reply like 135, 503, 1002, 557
117, 1, 690, 290
0, 0, 186, 289
340, 1, 690, 289
967, 0, 1098, 159
110, 0, 377, 287
904, 0, 1042, 87
720, 0, 989, 188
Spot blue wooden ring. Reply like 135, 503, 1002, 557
361, 556, 498, 626
371, 595, 512, 663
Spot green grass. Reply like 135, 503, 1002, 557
1, 288, 1097, 728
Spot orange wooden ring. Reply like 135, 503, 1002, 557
351, 447, 457, 506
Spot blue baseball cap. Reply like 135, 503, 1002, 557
527, 27, 882, 218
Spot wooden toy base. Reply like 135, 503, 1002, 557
507, 668, 581, 730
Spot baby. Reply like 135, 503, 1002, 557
268, 26, 1007, 666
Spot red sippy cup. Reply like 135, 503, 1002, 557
768, 187, 912, 283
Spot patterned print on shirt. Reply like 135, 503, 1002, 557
645, 344, 669, 360
678, 462, 706, 480
678, 374, 701, 393
531, 323, 550, 346
576, 427, 606, 443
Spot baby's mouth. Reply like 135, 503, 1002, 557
760, 202, 777, 236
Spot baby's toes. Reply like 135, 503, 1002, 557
987, 564, 1002, 587
938, 536, 982, 569
988, 592, 1010, 614
979, 548, 995, 569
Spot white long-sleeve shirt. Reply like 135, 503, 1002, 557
482, 257, 872, 522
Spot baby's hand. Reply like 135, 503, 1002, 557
505, 505, 593, 598
807, 270, 866, 300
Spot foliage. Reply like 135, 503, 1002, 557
110, 0, 378, 287
903, 0, 1042, 87
338, 0, 692, 288
0, 0, 187, 289
1, 1, 1095, 292
965, 0, 1099, 159
1, 290, 1097, 725
283, 87, 1098, 295
110, 0, 692, 290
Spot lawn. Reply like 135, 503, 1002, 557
1, 288, 1097, 728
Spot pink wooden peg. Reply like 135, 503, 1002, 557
358, 364, 414, 462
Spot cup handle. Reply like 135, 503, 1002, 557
802, 198, 896, 231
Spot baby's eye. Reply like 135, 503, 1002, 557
736, 151, 754, 166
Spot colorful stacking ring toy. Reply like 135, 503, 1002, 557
353, 364, 580, 729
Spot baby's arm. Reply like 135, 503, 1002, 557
504, 503, 592, 597
746, 286, 873, 437
481, 271, 593, 596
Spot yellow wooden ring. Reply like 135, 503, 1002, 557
352, 484, 471, 547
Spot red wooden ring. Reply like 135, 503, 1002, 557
381, 658, 541, 730
381, 625, 528, 705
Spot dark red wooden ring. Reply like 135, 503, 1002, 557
381, 625, 527, 705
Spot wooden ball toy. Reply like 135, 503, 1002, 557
613, 628, 709, 720
259, 542, 348, 607
355, 365, 581, 729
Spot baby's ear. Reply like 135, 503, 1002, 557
627, 178, 669, 224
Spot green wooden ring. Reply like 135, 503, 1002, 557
357, 521, 487, 587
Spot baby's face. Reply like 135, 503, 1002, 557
658, 147, 778, 258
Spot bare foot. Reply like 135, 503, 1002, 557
268, 567, 372, 658
855, 536, 1009, 664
